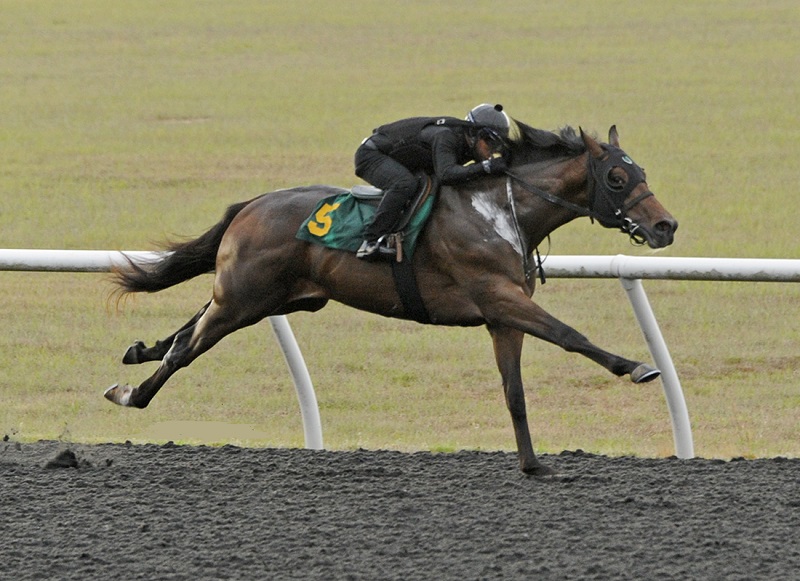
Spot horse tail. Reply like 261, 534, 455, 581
114, 199, 253, 294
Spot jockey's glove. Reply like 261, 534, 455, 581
482, 157, 508, 175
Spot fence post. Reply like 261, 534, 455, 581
618, 277, 694, 459
269, 316, 324, 450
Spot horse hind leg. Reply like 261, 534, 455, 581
106, 321, 198, 407
122, 340, 167, 365
106, 295, 271, 408
122, 301, 211, 364
109, 319, 195, 408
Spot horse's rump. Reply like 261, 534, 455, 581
114, 198, 256, 294
113, 187, 337, 295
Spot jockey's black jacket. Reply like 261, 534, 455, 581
366, 116, 488, 184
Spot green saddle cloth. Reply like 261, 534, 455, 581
296, 189, 435, 258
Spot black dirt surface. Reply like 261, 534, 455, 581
1, 440, 797, 580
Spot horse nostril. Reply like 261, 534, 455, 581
655, 219, 678, 234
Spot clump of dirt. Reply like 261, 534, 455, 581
44, 449, 80, 469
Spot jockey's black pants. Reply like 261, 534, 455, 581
354, 138, 421, 242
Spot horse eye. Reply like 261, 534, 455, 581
607, 169, 627, 190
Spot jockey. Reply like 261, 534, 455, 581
354, 103, 515, 260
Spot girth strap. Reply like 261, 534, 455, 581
391, 259, 431, 324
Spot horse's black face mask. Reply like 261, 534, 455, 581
588, 145, 653, 242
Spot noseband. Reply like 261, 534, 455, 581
505, 145, 653, 245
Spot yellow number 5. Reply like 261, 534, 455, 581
307, 202, 341, 236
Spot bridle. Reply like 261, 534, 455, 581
505, 145, 654, 245
586, 145, 654, 244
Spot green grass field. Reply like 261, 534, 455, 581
1, 1, 797, 459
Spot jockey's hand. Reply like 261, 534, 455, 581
482, 156, 508, 175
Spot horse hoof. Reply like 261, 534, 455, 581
104, 383, 133, 407
522, 463, 558, 477
122, 341, 146, 365
631, 363, 660, 384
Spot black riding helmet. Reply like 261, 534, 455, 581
466, 103, 519, 154
466, 103, 511, 141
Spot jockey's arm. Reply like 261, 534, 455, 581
429, 129, 488, 185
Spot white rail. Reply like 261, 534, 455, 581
3, 250, 799, 459
542, 255, 800, 282
0, 248, 161, 272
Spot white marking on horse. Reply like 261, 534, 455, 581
471, 192, 523, 256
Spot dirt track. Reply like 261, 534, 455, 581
1, 440, 797, 580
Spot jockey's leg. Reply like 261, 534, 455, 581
355, 146, 418, 259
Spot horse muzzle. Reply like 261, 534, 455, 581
619, 189, 678, 249
636, 216, 678, 248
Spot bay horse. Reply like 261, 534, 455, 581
106, 122, 677, 475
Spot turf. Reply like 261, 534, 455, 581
1, 1, 797, 458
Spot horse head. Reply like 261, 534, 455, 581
580, 127, 678, 249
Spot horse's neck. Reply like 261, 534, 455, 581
513, 155, 590, 246
528, 154, 588, 192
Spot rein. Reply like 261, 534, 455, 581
504, 170, 592, 217
505, 177, 536, 284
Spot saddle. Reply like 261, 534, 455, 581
296, 175, 437, 263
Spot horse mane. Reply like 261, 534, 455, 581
508, 120, 587, 164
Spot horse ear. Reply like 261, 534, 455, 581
608, 125, 620, 147
580, 127, 605, 159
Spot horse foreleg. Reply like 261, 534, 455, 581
122, 301, 211, 364
546, 315, 659, 382
485, 290, 659, 383
488, 325, 556, 476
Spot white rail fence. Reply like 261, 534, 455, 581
2, 249, 799, 458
